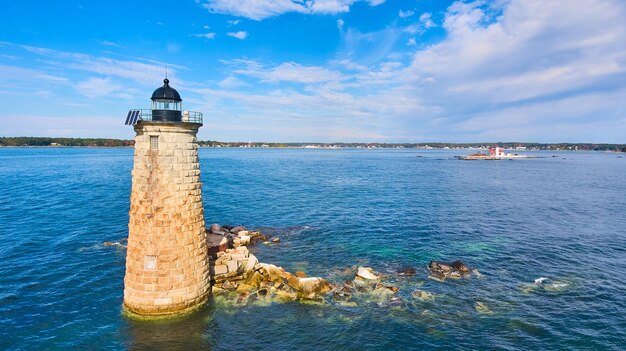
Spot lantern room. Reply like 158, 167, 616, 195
150, 78, 182, 122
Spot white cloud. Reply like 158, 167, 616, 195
95, 40, 122, 47
196, 0, 626, 142
331, 59, 367, 71
228, 20, 242, 26
233, 61, 344, 83
402, 0, 626, 140
19, 45, 184, 85
227, 31, 248, 40
399, 9, 414, 19
406, 37, 416, 46
202, 0, 384, 20
76, 77, 122, 99
337, 19, 344, 30
219, 76, 248, 89
404, 12, 436, 34
193, 32, 217, 39
419, 12, 435, 29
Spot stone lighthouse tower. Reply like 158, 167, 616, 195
123, 78, 209, 316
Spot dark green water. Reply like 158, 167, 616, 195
0, 148, 624, 350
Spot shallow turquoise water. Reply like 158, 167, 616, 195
0, 148, 625, 350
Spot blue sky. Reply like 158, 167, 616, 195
1, 0, 625, 142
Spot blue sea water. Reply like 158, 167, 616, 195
0, 147, 625, 350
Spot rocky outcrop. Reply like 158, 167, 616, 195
428, 260, 472, 281
207, 225, 333, 303
212, 253, 334, 302
207, 223, 272, 251
203, 224, 481, 309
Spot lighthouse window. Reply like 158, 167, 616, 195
144, 255, 157, 271
150, 136, 159, 150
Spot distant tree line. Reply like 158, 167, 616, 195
0, 137, 134, 147
2, 137, 625, 152
198, 140, 626, 152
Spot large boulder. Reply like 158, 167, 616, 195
236, 283, 255, 293
230, 226, 246, 234
209, 223, 222, 233
239, 235, 251, 246
259, 264, 288, 282
356, 267, 380, 280
451, 260, 470, 273
429, 261, 453, 272
297, 277, 333, 299
245, 270, 263, 288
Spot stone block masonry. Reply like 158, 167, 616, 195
124, 123, 209, 316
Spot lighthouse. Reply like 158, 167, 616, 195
123, 78, 209, 316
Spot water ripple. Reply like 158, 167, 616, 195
0, 148, 625, 350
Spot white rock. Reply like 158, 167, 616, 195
239, 235, 251, 245
246, 254, 258, 272
213, 264, 227, 275
356, 267, 379, 280
226, 260, 238, 273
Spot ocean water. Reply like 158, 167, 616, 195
0, 147, 625, 350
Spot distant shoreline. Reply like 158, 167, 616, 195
1, 145, 625, 153
1, 137, 625, 152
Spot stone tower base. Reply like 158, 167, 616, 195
123, 123, 209, 317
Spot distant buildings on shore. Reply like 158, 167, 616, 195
1, 137, 625, 152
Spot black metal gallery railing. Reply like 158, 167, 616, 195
125, 109, 203, 125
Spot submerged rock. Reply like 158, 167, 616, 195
526, 277, 571, 292
274, 288, 298, 302
475, 301, 492, 314
377, 284, 399, 294
396, 267, 417, 276
412, 290, 434, 301
102, 240, 127, 249
388, 297, 405, 308
332, 290, 353, 303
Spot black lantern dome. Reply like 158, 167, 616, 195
151, 78, 182, 102
150, 78, 182, 122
